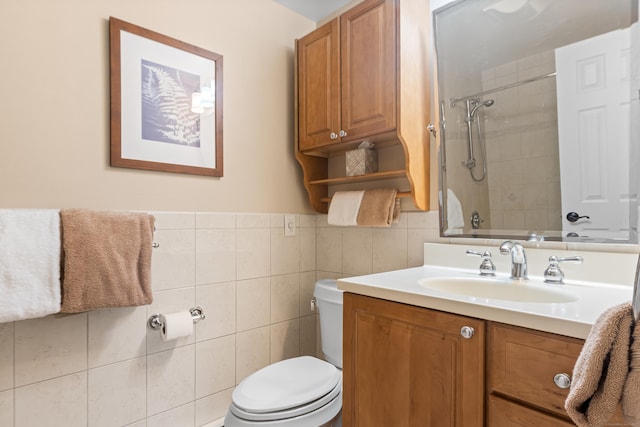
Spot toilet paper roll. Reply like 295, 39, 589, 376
160, 310, 194, 342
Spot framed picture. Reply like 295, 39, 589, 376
109, 17, 223, 177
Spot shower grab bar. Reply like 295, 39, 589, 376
450, 72, 557, 107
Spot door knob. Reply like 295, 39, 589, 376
566, 212, 590, 223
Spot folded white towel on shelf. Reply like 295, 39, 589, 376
328, 190, 365, 226
0, 209, 61, 322
447, 189, 465, 229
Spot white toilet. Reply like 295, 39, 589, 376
224, 279, 344, 427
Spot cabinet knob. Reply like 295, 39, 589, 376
330, 132, 338, 140
339, 130, 347, 137
460, 326, 474, 339
553, 373, 572, 389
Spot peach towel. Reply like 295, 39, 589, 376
565, 302, 633, 427
60, 209, 154, 313
356, 188, 399, 227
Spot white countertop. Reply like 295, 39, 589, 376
337, 243, 637, 339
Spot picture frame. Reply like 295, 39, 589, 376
109, 17, 223, 177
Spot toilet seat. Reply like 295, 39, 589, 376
230, 356, 341, 423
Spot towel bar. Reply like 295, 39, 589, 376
633, 254, 640, 322
147, 307, 206, 330
320, 191, 411, 203
152, 225, 159, 248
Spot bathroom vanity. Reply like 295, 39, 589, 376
339, 243, 637, 426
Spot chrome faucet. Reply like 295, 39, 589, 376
499, 241, 528, 280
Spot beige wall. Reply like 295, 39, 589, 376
0, 0, 316, 213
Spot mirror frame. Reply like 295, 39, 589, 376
432, 0, 639, 244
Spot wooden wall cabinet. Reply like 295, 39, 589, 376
343, 293, 485, 427
294, 0, 430, 213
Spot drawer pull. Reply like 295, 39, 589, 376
460, 326, 474, 339
553, 373, 572, 389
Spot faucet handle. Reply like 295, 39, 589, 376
466, 250, 496, 276
543, 255, 583, 284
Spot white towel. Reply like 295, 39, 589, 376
328, 191, 365, 226
447, 189, 465, 229
0, 209, 61, 322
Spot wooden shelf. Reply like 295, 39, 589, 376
309, 170, 406, 186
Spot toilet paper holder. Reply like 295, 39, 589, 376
147, 307, 206, 330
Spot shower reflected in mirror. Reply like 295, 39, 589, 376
450, 97, 495, 182
434, 0, 638, 243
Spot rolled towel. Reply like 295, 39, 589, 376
356, 188, 399, 227
60, 209, 155, 313
0, 209, 61, 322
565, 302, 633, 427
328, 190, 365, 226
447, 189, 464, 229
622, 320, 640, 424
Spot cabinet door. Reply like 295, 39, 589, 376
297, 18, 340, 151
340, 0, 397, 141
343, 293, 485, 427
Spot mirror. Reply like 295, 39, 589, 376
434, 0, 638, 243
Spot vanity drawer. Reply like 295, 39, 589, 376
488, 395, 574, 426
487, 322, 583, 418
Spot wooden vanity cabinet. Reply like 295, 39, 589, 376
343, 297, 632, 426
343, 293, 485, 426
294, 0, 430, 212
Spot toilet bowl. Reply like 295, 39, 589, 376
224, 279, 343, 427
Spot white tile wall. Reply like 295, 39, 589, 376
0, 209, 443, 427
1, 207, 639, 426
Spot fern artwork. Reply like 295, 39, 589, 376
141, 59, 201, 147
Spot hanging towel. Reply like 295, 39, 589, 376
356, 188, 399, 227
447, 189, 464, 229
60, 209, 155, 313
622, 319, 640, 425
0, 209, 61, 322
328, 190, 365, 226
565, 302, 633, 427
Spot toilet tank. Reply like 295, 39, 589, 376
313, 279, 344, 369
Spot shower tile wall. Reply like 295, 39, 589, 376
0, 209, 442, 427
482, 51, 562, 231
443, 51, 562, 233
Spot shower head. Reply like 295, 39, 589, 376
469, 99, 495, 118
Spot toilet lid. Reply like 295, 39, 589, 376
232, 356, 341, 413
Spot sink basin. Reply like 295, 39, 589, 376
418, 276, 579, 303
